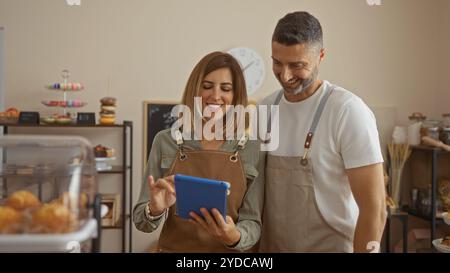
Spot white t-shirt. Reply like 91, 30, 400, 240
260, 80, 384, 239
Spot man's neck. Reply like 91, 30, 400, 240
284, 79, 323, 103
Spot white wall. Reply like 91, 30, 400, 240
0, 0, 448, 252
437, 0, 450, 118
0, 26, 3, 112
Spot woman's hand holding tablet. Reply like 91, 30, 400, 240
189, 208, 241, 247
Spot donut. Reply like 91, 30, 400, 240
100, 109, 115, 115
100, 97, 116, 106
101, 105, 116, 112
100, 113, 115, 119
100, 117, 115, 125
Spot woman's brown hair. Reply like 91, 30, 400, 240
182, 51, 247, 110
180, 51, 248, 136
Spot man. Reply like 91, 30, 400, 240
259, 11, 387, 253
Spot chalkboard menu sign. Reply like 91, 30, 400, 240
143, 101, 179, 167
77, 112, 96, 125
18, 111, 40, 124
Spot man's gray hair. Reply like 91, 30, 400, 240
272, 11, 323, 51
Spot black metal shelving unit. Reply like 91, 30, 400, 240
400, 145, 448, 251
1, 121, 133, 253
385, 209, 409, 253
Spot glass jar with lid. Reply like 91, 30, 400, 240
409, 112, 426, 123
408, 113, 426, 145
442, 113, 450, 127
442, 127, 450, 145
421, 119, 441, 142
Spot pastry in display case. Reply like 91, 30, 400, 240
0, 135, 102, 252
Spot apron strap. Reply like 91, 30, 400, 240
237, 133, 248, 149
304, 86, 334, 149
175, 130, 187, 161
230, 134, 248, 163
175, 130, 184, 145
301, 86, 335, 165
264, 89, 284, 143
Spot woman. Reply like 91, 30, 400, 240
133, 51, 265, 252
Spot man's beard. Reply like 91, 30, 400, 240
283, 66, 319, 95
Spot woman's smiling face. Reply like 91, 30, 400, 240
200, 67, 234, 119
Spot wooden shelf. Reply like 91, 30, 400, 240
402, 207, 445, 224
98, 166, 131, 174
102, 224, 123, 230
101, 214, 130, 229
411, 145, 450, 155
98, 166, 127, 174
0, 123, 126, 128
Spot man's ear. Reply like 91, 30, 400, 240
319, 48, 326, 62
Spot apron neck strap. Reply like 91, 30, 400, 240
236, 134, 248, 150
175, 130, 187, 160
175, 130, 184, 146
304, 85, 335, 149
266, 89, 284, 139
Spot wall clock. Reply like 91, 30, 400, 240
227, 47, 265, 95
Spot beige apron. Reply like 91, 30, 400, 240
157, 135, 248, 253
259, 86, 353, 253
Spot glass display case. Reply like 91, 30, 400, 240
0, 135, 101, 252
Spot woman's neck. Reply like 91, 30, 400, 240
200, 139, 225, 150
200, 122, 225, 150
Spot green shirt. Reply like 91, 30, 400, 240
133, 129, 265, 252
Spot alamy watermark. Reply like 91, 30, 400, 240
366, 0, 382, 6
66, 0, 81, 6
170, 97, 279, 151
366, 241, 381, 253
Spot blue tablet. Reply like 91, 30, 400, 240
174, 174, 230, 220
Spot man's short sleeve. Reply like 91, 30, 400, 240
336, 97, 384, 169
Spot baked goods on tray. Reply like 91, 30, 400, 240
0, 108, 20, 124
94, 144, 115, 158
31, 202, 77, 234
0, 206, 23, 234
0, 190, 86, 234
41, 100, 86, 108
6, 191, 41, 210
442, 236, 450, 247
